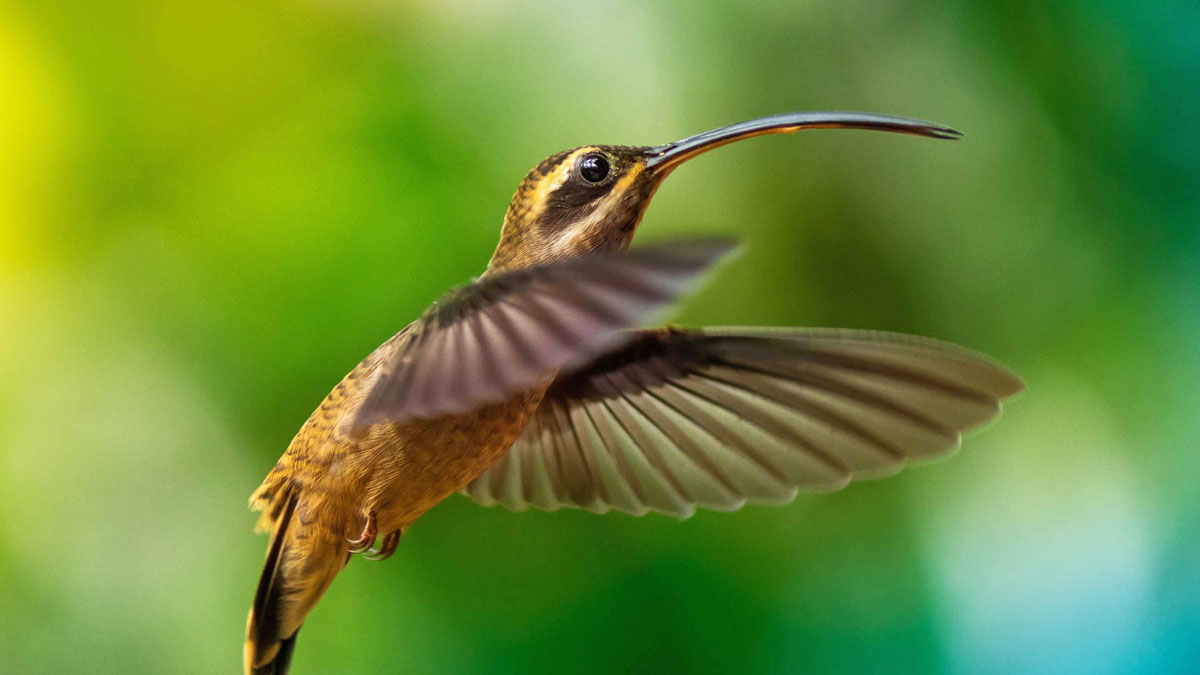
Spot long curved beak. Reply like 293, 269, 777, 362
644, 111, 961, 176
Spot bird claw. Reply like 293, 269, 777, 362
364, 530, 401, 562
347, 512, 377, 554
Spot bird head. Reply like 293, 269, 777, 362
487, 111, 960, 273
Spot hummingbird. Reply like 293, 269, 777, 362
244, 112, 1023, 674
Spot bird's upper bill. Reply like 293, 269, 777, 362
642, 111, 961, 177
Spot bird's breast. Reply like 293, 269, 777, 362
353, 385, 548, 531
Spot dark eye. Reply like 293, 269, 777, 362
578, 153, 610, 184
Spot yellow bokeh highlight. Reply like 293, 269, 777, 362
0, 10, 77, 268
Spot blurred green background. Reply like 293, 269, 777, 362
2, 1, 1197, 673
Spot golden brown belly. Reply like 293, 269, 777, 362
352, 386, 547, 533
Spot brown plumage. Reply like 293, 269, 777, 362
244, 112, 1020, 674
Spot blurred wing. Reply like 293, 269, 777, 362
353, 239, 738, 428
462, 327, 1023, 518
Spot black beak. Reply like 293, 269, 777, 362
644, 111, 961, 174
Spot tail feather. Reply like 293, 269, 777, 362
248, 630, 299, 675
244, 492, 346, 675
245, 491, 299, 674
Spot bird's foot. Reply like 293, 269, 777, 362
347, 512, 378, 554
364, 530, 401, 562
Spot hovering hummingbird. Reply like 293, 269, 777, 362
244, 112, 1022, 674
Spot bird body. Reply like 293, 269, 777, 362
253, 343, 546, 537
244, 112, 1021, 674
246, 333, 549, 672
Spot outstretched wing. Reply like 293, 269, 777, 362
461, 327, 1023, 518
353, 239, 738, 428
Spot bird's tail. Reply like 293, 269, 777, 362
244, 490, 348, 675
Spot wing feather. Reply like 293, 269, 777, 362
462, 327, 1022, 518
352, 238, 737, 428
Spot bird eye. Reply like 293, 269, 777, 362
578, 153, 610, 184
